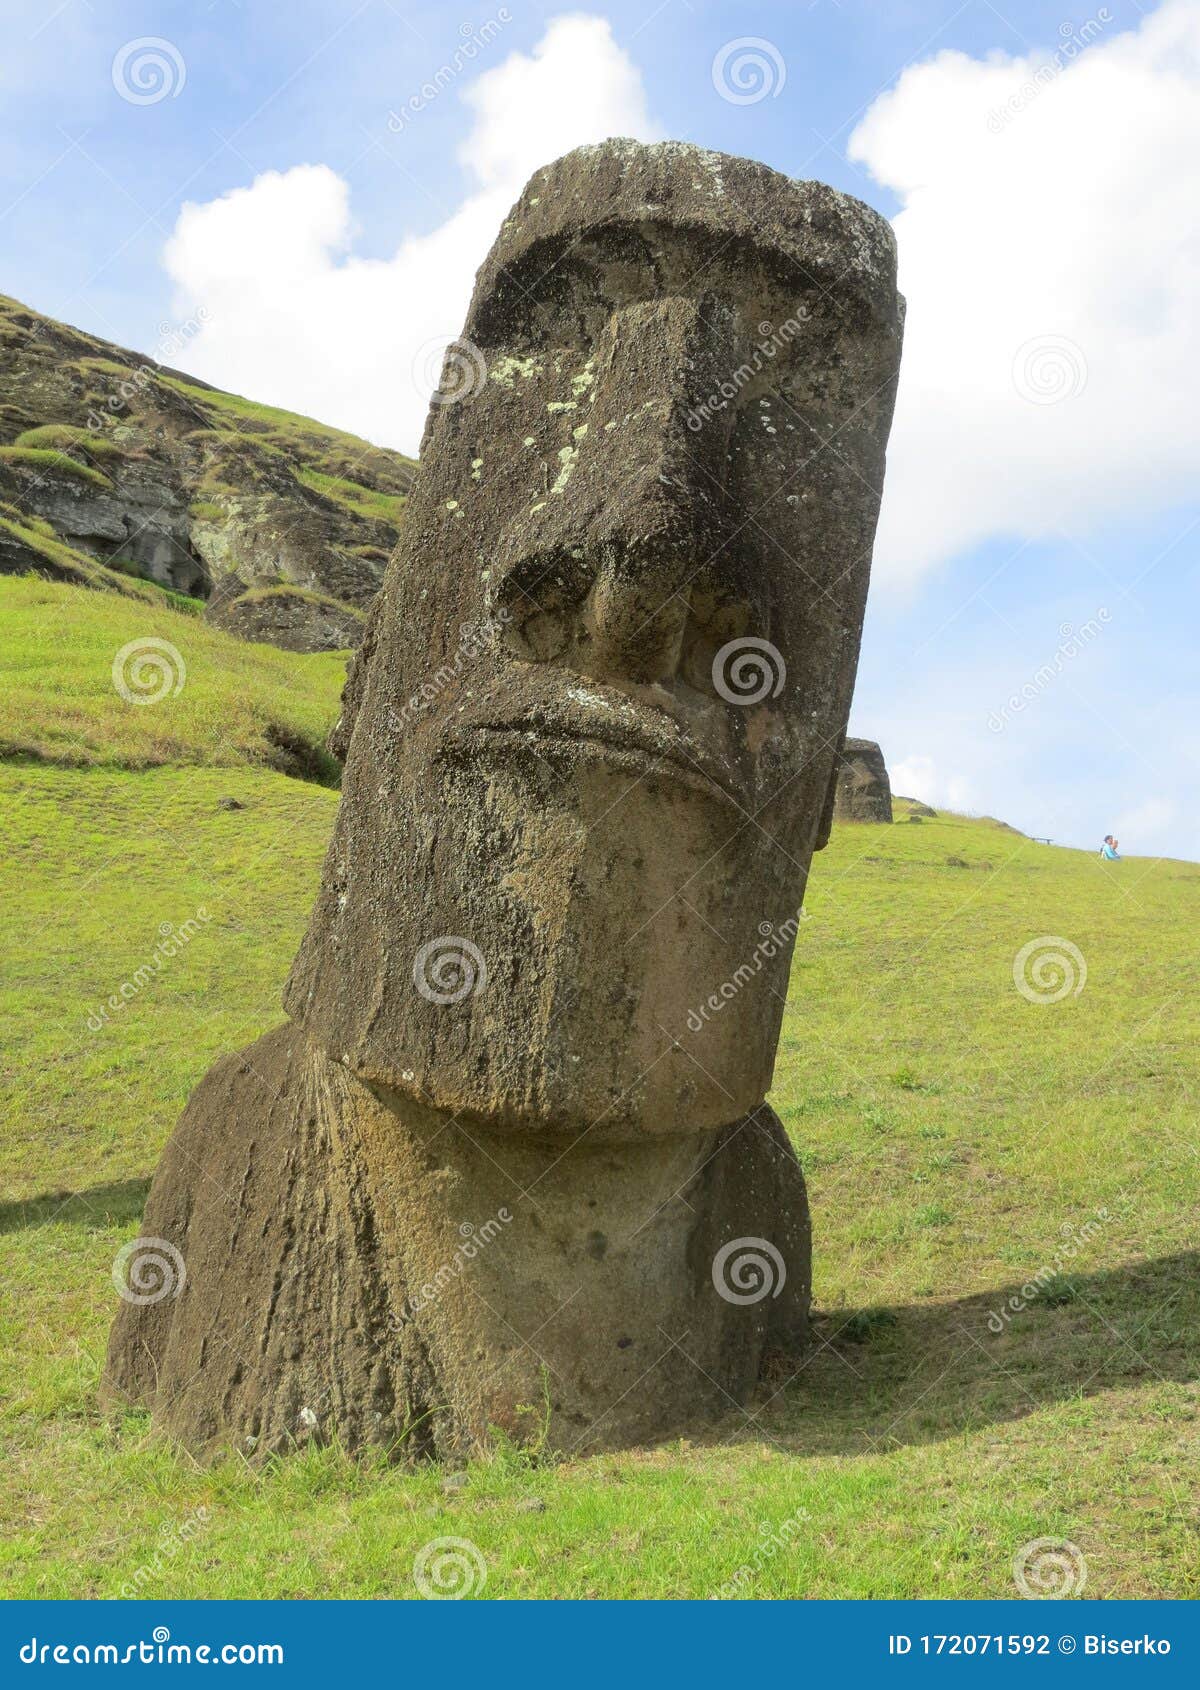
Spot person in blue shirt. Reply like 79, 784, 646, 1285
1100, 835, 1121, 860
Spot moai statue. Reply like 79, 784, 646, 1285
833, 738, 894, 823
105, 141, 903, 1460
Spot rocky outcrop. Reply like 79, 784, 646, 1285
0, 293, 414, 647
205, 585, 365, 653
834, 737, 893, 823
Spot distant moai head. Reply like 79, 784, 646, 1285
286, 141, 903, 1140
834, 737, 894, 824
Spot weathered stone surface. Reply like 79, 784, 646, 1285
105, 140, 903, 1461
204, 585, 365, 653
833, 737, 893, 823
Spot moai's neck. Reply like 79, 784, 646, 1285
332, 1044, 812, 1457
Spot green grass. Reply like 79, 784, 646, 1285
0, 445, 113, 489
157, 376, 414, 495
0, 576, 345, 778
0, 510, 161, 601
295, 464, 408, 525
105, 561, 206, 617
1, 702, 1198, 1595
13, 425, 125, 463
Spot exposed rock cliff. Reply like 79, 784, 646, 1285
0, 293, 413, 646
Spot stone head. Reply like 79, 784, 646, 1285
286, 140, 904, 1141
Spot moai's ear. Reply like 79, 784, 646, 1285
813, 732, 846, 853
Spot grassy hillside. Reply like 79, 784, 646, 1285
0, 576, 345, 778
1, 585, 1197, 1600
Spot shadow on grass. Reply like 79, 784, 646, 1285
2, 1183, 1193, 1463
744, 1250, 1200, 1455
0, 1177, 151, 1234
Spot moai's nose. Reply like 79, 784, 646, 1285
500, 295, 746, 691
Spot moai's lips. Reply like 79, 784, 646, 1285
446, 684, 745, 811
467, 723, 742, 811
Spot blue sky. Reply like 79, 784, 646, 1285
3, 0, 1197, 858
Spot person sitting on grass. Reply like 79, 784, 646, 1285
1100, 834, 1121, 860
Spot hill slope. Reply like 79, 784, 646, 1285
0, 293, 415, 649
0, 576, 346, 780
1, 597, 1197, 1598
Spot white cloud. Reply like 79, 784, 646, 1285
162, 15, 660, 453
848, 0, 1200, 586
890, 754, 976, 812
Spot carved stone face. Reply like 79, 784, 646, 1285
286, 141, 903, 1142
